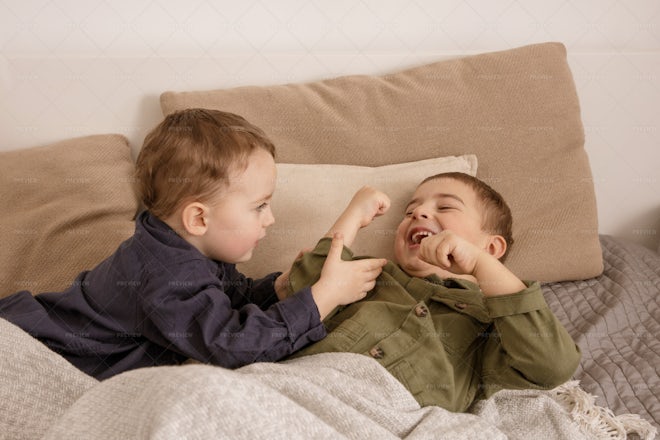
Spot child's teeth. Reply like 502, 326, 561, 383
412, 231, 434, 244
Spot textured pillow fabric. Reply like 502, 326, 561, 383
161, 42, 602, 282
238, 155, 477, 278
0, 135, 138, 297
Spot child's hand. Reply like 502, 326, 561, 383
418, 230, 483, 276
311, 233, 387, 320
346, 186, 391, 228
325, 186, 391, 248
418, 230, 526, 297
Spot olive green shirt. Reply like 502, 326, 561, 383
286, 238, 581, 412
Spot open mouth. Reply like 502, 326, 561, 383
408, 228, 437, 245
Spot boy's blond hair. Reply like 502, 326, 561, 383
135, 108, 275, 219
421, 172, 514, 262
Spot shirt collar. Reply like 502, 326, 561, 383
136, 210, 220, 275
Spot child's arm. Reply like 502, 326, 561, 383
273, 235, 385, 320
479, 282, 581, 396
420, 230, 581, 393
309, 233, 386, 320
275, 186, 390, 317
276, 187, 390, 319
418, 230, 526, 296
324, 186, 391, 248
139, 235, 384, 368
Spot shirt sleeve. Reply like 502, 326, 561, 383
479, 282, 581, 396
221, 265, 281, 310
138, 257, 326, 368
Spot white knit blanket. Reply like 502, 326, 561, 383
0, 318, 655, 440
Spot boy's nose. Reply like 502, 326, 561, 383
412, 205, 430, 219
263, 207, 275, 227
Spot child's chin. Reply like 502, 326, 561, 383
230, 250, 254, 264
398, 256, 428, 273
238, 253, 253, 263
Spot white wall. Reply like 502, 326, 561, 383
1, 0, 659, 250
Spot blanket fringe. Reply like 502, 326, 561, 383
550, 381, 657, 440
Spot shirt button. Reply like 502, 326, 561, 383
455, 302, 468, 310
414, 304, 428, 317
369, 346, 384, 359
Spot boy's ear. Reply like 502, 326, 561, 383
181, 202, 209, 237
484, 235, 507, 260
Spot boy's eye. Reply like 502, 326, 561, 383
404, 205, 418, 216
256, 202, 269, 211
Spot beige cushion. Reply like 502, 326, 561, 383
0, 135, 138, 297
238, 155, 477, 278
161, 42, 602, 282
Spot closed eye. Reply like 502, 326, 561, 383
404, 203, 419, 217
256, 202, 269, 212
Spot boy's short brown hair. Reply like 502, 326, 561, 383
420, 172, 514, 261
135, 108, 275, 219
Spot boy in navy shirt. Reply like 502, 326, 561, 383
0, 108, 386, 379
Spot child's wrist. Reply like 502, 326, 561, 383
274, 272, 290, 299
471, 251, 495, 276
472, 254, 526, 297
310, 282, 335, 321
326, 213, 362, 241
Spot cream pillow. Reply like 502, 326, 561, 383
238, 155, 477, 278
0, 135, 138, 297
162, 42, 602, 282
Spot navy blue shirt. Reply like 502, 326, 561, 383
0, 211, 326, 379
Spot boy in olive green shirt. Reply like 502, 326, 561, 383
285, 172, 581, 412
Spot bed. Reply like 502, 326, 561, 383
0, 42, 657, 439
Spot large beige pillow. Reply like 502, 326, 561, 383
161, 42, 602, 282
0, 135, 138, 297
238, 155, 477, 278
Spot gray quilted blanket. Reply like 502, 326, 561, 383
543, 235, 659, 432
